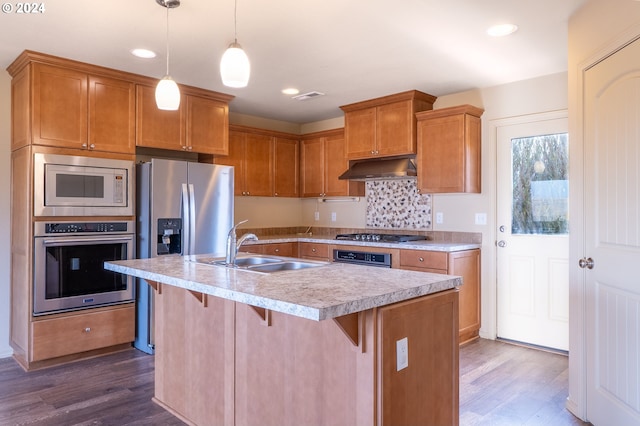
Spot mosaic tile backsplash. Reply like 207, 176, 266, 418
366, 179, 432, 230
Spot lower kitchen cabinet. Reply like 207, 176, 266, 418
298, 242, 331, 261
28, 303, 135, 366
153, 282, 459, 425
400, 248, 481, 344
243, 242, 297, 257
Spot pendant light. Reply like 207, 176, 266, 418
220, 0, 250, 88
155, 0, 181, 110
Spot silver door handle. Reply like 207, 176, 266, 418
578, 257, 594, 269
499, 225, 505, 232
497, 240, 507, 247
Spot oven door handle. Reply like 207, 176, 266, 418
41, 236, 133, 246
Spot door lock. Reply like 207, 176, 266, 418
578, 257, 595, 269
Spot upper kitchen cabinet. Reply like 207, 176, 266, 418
340, 90, 436, 160
273, 137, 299, 197
136, 85, 232, 155
214, 127, 273, 196
7, 51, 135, 154
416, 105, 484, 193
300, 129, 364, 198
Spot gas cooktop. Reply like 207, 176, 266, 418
335, 233, 427, 243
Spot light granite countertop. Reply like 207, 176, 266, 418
244, 235, 481, 252
105, 254, 461, 321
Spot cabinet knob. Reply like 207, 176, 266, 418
275, 192, 278, 196
89, 144, 95, 150
419, 257, 424, 262
312, 248, 316, 252
187, 146, 192, 151
81, 143, 87, 148
274, 248, 280, 253
84, 327, 91, 333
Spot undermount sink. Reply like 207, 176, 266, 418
190, 254, 328, 273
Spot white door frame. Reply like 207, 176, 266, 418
567, 23, 640, 422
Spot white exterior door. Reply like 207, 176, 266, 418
496, 114, 570, 351
583, 38, 640, 426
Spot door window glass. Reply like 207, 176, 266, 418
511, 133, 569, 234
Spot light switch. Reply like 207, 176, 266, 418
314, 211, 320, 221
396, 337, 408, 371
475, 213, 487, 225
436, 212, 443, 224
331, 212, 337, 222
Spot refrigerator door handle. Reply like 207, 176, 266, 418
181, 183, 190, 255
188, 183, 196, 255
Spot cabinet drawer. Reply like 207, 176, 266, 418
262, 242, 296, 257
31, 305, 135, 361
298, 242, 330, 260
400, 250, 448, 270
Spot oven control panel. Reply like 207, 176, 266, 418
36, 221, 132, 236
333, 249, 392, 267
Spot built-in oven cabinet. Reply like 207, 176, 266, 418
298, 242, 331, 261
8, 54, 135, 154
400, 248, 481, 344
242, 242, 298, 257
30, 304, 134, 362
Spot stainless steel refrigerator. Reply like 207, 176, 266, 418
135, 158, 234, 354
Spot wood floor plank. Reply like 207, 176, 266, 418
0, 339, 591, 425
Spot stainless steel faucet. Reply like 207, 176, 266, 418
225, 220, 258, 265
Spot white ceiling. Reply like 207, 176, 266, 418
0, 0, 586, 124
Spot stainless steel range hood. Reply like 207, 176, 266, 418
338, 157, 417, 181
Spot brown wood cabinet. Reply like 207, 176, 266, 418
340, 90, 436, 160
298, 242, 331, 261
215, 126, 299, 197
8, 55, 135, 154
300, 129, 364, 198
136, 84, 231, 155
416, 104, 484, 193
242, 242, 297, 257
153, 281, 459, 426
400, 248, 481, 344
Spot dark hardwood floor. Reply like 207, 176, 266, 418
0, 339, 590, 425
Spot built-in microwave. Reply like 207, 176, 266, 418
34, 153, 134, 217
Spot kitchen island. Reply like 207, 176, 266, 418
106, 254, 461, 426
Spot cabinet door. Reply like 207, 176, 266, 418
273, 138, 299, 197
376, 100, 414, 157
324, 133, 351, 196
88, 75, 135, 154
344, 107, 376, 159
215, 130, 246, 196
244, 133, 273, 196
185, 95, 228, 155
450, 250, 481, 344
417, 113, 481, 193
300, 137, 325, 197
135, 84, 184, 150
32, 63, 88, 148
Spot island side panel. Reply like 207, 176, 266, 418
377, 289, 459, 426
154, 284, 235, 426
235, 304, 376, 426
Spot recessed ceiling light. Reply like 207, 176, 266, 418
131, 48, 157, 59
487, 24, 518, 37
282, 88, 300, 95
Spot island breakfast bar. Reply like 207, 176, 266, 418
106, 254, 461, 426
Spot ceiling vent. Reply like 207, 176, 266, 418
292, 91, 325, 101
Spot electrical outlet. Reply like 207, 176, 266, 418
314, 211, 320, 221
436, 212, 443, 224
331, 212, 337, 222
396, 337, 408, 371
475, 213, 487, 225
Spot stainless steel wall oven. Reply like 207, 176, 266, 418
33, 221, 135, 315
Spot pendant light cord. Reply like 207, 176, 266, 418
233, 0, 238, 43
165, 5, 170, 76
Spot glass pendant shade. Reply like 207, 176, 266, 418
220, 42, 250, 88
155, 76, 180, 110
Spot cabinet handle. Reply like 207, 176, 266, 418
89, 143, 95, 150
84, 327, 91, 333
274, 248, 280, 253
375, 150, 379, 155
81, 143, 87, 148
312, 248, 316, 252
275, 192, 279, 196
418, 257, 424, 262
187, 146, 192, 151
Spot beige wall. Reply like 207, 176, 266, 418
0, 71, 11, 357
